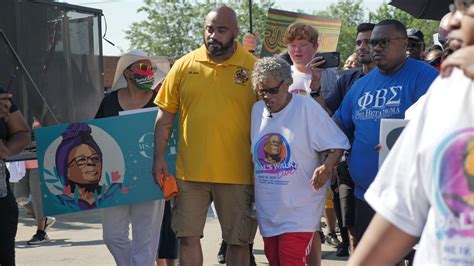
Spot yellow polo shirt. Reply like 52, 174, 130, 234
155, 43, 256, 184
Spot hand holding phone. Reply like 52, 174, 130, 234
315, 52, 340, 68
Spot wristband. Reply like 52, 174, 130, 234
310, 90, 320, 97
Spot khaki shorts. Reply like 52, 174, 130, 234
171, 179, 257, 246
325, 188, 334, 209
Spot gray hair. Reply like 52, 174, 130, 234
252, 56, 293, 91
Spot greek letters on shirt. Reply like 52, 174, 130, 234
355, 86, 403, 120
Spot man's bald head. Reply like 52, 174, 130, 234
203, 4, 239, 61
206, 4, 238, 29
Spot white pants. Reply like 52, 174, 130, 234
102, 200, 165, 266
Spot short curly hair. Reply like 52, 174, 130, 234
284, 22, 319, 45
252, 56, 293, 91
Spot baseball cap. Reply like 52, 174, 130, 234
407, 28, 424, 42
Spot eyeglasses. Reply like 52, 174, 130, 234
68, 154, 101, 168
256, 80, 284, 96
356, 39, 370, 46
129, 63, 155, 72
268, 140, 282, 146
369, 37, 406, 48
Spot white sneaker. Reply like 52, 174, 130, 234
44, 216, 56, 232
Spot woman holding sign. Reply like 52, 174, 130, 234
95, 50, 170, 266
0, 90, 31, 266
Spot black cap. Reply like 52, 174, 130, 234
407, 28, 424, 42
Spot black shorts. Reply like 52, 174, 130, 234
354, 198, 375, 242
336, 161, 355, 227
338, 183, 355, 227
158, 200, 178, 259
337, 160, 354, 186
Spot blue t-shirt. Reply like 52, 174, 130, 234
334, 58, 439, 200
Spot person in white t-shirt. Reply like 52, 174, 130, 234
282, 22, 341, 262
348, 1, 474, 265
251, 56, 350, 265
283, 22, 338, 113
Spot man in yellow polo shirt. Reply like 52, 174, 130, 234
152, 4, 256, 265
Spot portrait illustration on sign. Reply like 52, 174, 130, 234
42, 123, 125, 211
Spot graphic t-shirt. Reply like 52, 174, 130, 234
288, 65, 337, 99
365, 68, 474, 265
334, 58, 438, 200
251, 94, 350, 237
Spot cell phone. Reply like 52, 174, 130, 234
316, 52, 340, 68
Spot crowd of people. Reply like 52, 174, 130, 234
0, 1, 473, 265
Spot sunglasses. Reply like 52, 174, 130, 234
369, 37, 406, 48
256, 80, 284, 96
268, 140, 283, 146
129, 63, 156, 72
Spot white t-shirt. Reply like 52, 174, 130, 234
288, 66, 338, 98
404, 94, 427, 120
251, 94, 350, 237
365, 68, 474, 265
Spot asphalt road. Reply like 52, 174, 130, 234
15, 208, 348, 265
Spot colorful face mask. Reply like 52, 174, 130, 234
129, 67, 155, 90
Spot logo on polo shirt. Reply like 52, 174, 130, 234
234, 67, 249, 85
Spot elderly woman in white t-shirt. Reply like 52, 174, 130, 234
250, 56, 350, 266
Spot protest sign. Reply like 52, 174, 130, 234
35, 110, 177, 216
379, 118, 408, 168
261, 8, 342, 57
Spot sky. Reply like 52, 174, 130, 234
64, 0, 387, 56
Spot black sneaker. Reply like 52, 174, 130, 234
249, 253, 256, 266
336, 243, 350, 257
249, 243, 256, 266
27, 230, 50, 245
325, 232, 341, 247
44, 216, 56, 232
217, 240, 227, 264
319, 231, 325, 244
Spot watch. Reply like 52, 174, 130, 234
310, 89, 321, 98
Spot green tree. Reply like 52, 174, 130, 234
125, 0, 274, 59
309, 1, 439, 66
313, 0, 366, 66
370, 3, 439, 47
